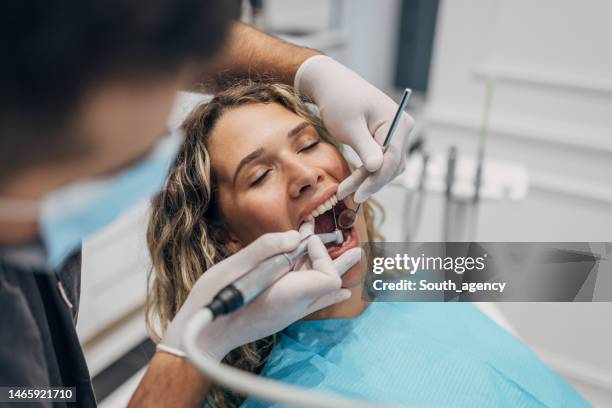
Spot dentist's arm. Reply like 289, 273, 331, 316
198, 22, 318, 90
128, 230, 361, 407
128, 354, 210, 408
198, 22, 415, 203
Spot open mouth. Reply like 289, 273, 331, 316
312, 199, 360, 260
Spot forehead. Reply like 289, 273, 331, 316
208, 103, 305, 180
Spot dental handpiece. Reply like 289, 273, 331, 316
205, 230, 344, 319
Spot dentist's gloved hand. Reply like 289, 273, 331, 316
295, 55, 415, 203
158, 229, 362, 362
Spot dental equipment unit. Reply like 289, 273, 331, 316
337, 88, 413, 229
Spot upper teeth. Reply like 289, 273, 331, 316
306, 196, 338, 222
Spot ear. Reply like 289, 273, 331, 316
211, 224, 243, 255
223, 232, 243, 254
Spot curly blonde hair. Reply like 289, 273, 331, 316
146, 80, 383, 407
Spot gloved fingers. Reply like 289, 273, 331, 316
383, 113, 413, 160
353, 145, 401, 203
300, 248, 361, 309
332, 247, 363, 277
272, 267, 342, 303
336, 165, 369, 201
298, 220, 315, 239
209, 230, 301, 284
352, 115, 412, 203
339, 113, 414, 203
306, 235, 337, 277
306, 288, 352, 314
289, 240, 362, 302
335, 119, 384, 173
237, 229, 301, 264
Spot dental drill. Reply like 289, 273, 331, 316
182, 230, 398, 408
206, 230, 343, 318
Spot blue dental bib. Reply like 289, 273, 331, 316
242, 302, 589, 407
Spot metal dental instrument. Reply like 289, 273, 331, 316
332, 203, 339, 230
204, 230, 343, 318
337, 88, 413, 229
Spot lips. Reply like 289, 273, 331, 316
326, 222, 359, 260
297, 185, 338, 228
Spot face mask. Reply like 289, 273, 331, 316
0, 129, 184, 270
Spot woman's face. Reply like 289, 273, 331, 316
208, 102, 367, 289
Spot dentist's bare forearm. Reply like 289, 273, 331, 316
195, 22, 320, 91
128, 352, 210, 408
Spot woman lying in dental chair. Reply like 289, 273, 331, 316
145, 81, 588, 408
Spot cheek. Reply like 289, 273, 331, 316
217, 144, 350, 245
219, 182, 293, 244
310, 144, 350, 181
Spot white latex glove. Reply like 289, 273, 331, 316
295, 55, 415, 203
158, 229, 362, 362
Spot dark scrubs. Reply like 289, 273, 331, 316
0, 245, 96, 407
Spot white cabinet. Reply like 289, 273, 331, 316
78, 202, 151, 376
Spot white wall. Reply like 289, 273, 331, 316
419, 0, 612, 404
426, 0, 612, 199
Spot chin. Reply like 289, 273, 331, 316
341, 262, 365, 289
339, 214, 368, 288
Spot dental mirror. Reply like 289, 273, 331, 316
337, 203, 359, 229
337, 88, 412, 229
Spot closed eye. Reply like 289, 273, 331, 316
250, 169, 270, 187
299, 140, 320, 153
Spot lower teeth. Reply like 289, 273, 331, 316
341, 228, 350, 244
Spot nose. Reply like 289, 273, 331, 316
287, 159, 325, 199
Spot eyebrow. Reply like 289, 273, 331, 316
288, 121, 310, 138
232, 121, 311, 185
232, 147, 265, 185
